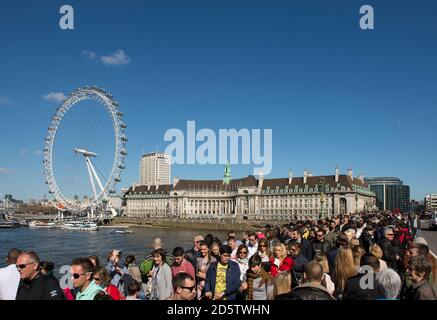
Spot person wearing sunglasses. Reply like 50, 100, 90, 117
0, 248, 21, 300
168, 272, 196, 300
15, 251, 64, 300
236, 245, 249, 283
312, 229, 331, 256
92, 266, 122, 300
71, 257, 103, 300
377, 228, 401, 271
257, 238, 271, 263
247, 233, 259, 260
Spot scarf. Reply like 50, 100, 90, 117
151, 265, 160, 300
245, 268, 272, 300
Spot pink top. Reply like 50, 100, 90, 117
171, 259, 195, 281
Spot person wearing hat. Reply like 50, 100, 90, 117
185, 235, 204, 268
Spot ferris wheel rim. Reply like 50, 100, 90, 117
43, 86, 127, 212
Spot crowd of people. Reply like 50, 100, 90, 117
0, 211, 436, 300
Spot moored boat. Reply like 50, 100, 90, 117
0, 220, 21, 228
61, 221, 99, 231
29, 221, 57, 229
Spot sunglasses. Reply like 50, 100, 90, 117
259, 244, 267, 247
239, 251, 248, 254
249, 239, 256, 242
16, 261, 36, 270
93, 277, 100, 281
180, 285, 196, 292
71, 272, 91, 279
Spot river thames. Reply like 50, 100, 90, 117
0, 226, 227, 278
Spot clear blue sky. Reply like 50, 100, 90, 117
1, 0, 436, 201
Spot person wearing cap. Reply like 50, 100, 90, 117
185, 235, 204, 268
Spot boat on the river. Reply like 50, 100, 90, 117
110, 229, 133, 234
29, 221, 57, 229
0, 220, 21, 228
61, 221, 99, 231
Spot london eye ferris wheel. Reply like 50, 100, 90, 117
43, 86, 127, 215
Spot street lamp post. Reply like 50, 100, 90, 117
320, 191, 325, 219
319, 178, 327, 219
355, 194, 358, 213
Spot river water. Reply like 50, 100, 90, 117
0, 226, 227, 279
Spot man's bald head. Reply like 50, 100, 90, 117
153, 238, 163, 250
305, 261, 324, 283
6, 248, 21, 265
193, 235, 204, 250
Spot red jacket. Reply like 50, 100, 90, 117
269, 256, 294, 277
106, 284, 123, 300
63, 288, 74, 300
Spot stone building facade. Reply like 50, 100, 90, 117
123, 168, 377, 221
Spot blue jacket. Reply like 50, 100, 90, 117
106, 261, 133, 296
204, 260, 241, 300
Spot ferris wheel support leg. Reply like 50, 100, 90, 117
85, 157, 98, 200
87, 158, 105, 196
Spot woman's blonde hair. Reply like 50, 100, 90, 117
334, 246, 357, 292
349, 238, 360, 249
273, 243, 287, 260
352, 246, 365, 268
370, 244, 383, 259
273, 271, 292, 297
345, 229, 356, 242
93, 266, 111, 287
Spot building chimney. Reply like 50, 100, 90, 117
258, 171, 264, 189
347, 168, 353, 180
303, 169, 308, 184
173, 177, 180, 187
335, 167, 340, 183
288, 171, 293, 184
359, 174, 364, 183
133, 181, 139, 192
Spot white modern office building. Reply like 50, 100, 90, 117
139, 152, 171, 186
